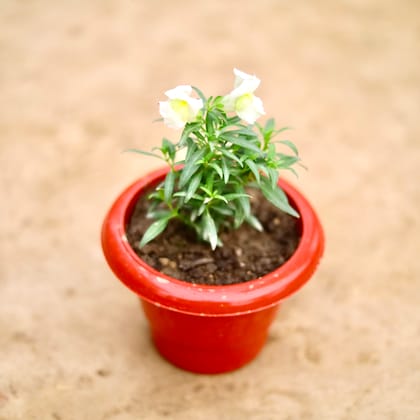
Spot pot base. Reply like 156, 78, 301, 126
141, 300, 279, 374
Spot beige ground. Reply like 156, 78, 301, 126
1, 1, 420, 419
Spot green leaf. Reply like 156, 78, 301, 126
238, 193, 251, 217
267, 143, 276, 159
162, 138, 176, 161
261, 118, 275, 148
203, 210, 218, 250
146, 209, 172, 220
191, 86, 207, 104
220, 148, 244, 167
256, 164, 269, 178
193, 130, 205, 142
184, 137, 197, 161
212, 205, 235, 217
205, 171, 214, 191
275, 140, 299, 155
173, 191, 203, 201
198, 202, 206, 216
233, 202, 245, 228
221, 157, 230, 183
179, 148, 206, 187
273, 126, 293, 136
148, 187, 165, 202
260, 177, 299, 217
226, 116, 241, 125
220, 128, 258, 139
267, 167, 279, 189
223, 192, 251, 201
185, 171, 202, 202
222, 136, 262, 155
124, 148, 163, 160
180, 123, 201, 147
164, 170, 176, 203
264, 118, 275, 134
214, 194, 228, 204
286, 166, 299, 178
209, 162, 223, 179
246, 214, 263, 232
206, 111, 216, 136
199, 186, 213, 196
245, 159, 260, 183
190, 208, 198, 222
277, 154, 300, 167
140, 216, 172, 247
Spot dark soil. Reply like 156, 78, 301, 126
126, 189, 300, 285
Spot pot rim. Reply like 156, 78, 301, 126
101, 166, 324, 316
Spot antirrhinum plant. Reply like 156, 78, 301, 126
129, 69, 302, 250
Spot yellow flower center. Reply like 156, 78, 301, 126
235, 93, 253, 112
170, 99, 190, 122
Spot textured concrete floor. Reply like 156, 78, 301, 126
1, 1, 420, 419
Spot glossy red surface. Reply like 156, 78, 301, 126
101, 166, 325, 373
141, 300, 279, 373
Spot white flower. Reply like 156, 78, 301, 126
159, 85, 203, 129
222, 68, 265, 124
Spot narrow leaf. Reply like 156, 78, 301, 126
162, 138, 176, 161
268, 167, 279, 189
277, 154, 300, 167
124, 148, 163, 160
199, 186, 213, 196
256, 164, 269, 178
203, 211, 218, 250
224, 192, 251, 201
246, 215, 264, 232
179, 124, 197, 147
214, 194, 228, 204
227, 116, 241, 124
223, 136, 262, 154
220, 128, 258, 139
220, 148, 243, 167
174, 191, 203, 201
184, 138, 197, 162
245, 159, 260, 183
198, 203, 206, 216
179, 148, 206, 187
209, 162, 223, 179
233, 202, 245, 228
264, 118, 275, 133
191, 86, 207, 104
285, 166, 299, 178
273, 126, 293, 136
146, 209, 172, 220
212, 205, 235, 217
237, 195, 251, 218
260, 177, 299, 217
164, 170, 176, 203
276, 140, 299, 155
221, 157, 230, 183
185, 171, 202, 202
140, 216, 171, 247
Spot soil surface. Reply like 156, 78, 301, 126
1, 1, 420, 419
127, 189, 300, 285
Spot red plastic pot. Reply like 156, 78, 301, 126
101, 167, 324, 374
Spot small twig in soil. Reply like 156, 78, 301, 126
181, 258, 214, 271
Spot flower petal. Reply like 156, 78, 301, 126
222, 69, 265, 123
233, 68, 260, 91
236, 95, 265, 124
165, 85, 193, 99
159, 85, 203, 129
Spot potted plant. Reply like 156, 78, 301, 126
101, 69, 324, 374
